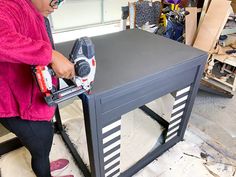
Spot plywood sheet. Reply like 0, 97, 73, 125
197, 0, 211, 31
193, 0, 231, 52
185, 7, 197, 46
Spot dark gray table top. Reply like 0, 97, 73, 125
56, 29, 206, 95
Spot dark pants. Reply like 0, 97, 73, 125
0, 117, 54, 177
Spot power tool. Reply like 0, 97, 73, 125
33, 37, 96, 106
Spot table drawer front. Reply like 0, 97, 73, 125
98, 66, 199, 121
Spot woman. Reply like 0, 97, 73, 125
0, 0, 75, 177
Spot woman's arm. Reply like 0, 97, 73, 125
51, 50, 75, 79
0, 15, 52, 66
0, 8, 75, 79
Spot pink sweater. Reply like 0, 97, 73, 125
0, 0, 56, 121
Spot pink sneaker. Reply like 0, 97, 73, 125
50, 159, 69, 176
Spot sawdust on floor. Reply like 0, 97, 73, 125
0, 96, 235, 177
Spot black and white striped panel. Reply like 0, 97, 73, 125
165, 86, 191, 142
102, 120, 121, 177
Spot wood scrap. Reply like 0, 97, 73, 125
211, 45, 236, 62
203, 164, 221, 177
183, 152, 201, 159
200, 79, 234, 98
193, 0, 231, 52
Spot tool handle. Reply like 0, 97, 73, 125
70, 37, 95, 60
226, 49, 236, 55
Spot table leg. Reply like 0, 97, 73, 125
165, 85, 192, 142
101, 119, 122, 177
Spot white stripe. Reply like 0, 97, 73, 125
166, 132, 178, 142
174, 95, 188, 105
112, 173, 120, 177
104, 140, 121, 153
103, 131, 121, 144
176, 86, 190, 97
105, 166, 120, 177
172, 103, 186, 114
104, 149, 121, 162
104, 157, 120, 170
167, 126, 179, 136
169, 119, 181, 129
102, 120, 121, 134
170, 111, 183, 121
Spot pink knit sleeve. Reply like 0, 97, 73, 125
0, 15, 52, 66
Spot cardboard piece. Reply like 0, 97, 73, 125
193, 0, 231, 52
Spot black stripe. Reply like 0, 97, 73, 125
103, 135, 121, 148
171, 107, 185, 117
169, 116, 182, 125
107, 169, 120, 177
104, 144, 121, 157
170, 112, 183, 122
175, 91, 189, 102
105, 161, 120, 174
104, 153, 120, 166
166, 129, 179, 139
173, 100, 187, 109
168, 122, 181, 132
102, 126, 121, 139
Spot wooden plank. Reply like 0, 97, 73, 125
197, 0, 211, 32
193, 0, 231, 52
185, 7, 197, 46
211, 7, 232, 52
200, 78, 233, 98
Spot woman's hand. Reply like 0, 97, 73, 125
51, 50, 75, 79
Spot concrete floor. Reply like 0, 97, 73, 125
191, 91, 236, 161
0, 90, 235, 177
